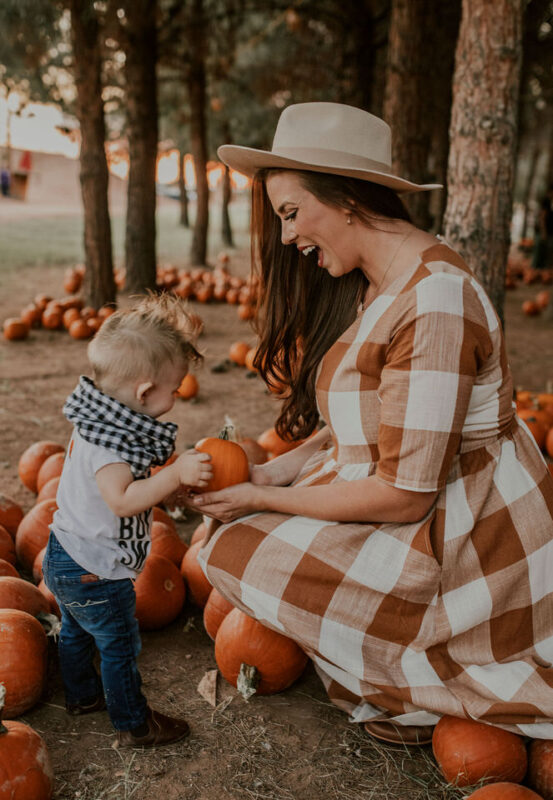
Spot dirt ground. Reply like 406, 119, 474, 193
1, 250, 552, 800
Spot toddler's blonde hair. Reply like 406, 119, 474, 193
88, 293, 202, 389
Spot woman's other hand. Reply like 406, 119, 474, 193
191, 482, 265, 523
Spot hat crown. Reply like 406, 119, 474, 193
272, 102, 392, 168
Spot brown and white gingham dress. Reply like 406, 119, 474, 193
199, 243, 553, 737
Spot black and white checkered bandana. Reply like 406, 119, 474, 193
63, 376, 177, 478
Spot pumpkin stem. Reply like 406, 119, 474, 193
219, 416, 240, 442
236, 662, 260, 701
0, 684, 7, 734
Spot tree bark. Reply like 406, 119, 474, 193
221, 164, 233, 248
178, 149, 189, 228
122, 0, 158, 294
382, 0, 434, 230
187, 0, 209, 266
443, 0, 525, 322
69, 0, 115, 309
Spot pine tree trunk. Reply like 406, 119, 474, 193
69, 0, 115, 309
122, 0, 158, 294
383, 0, 433, 230
444, 0, 524, 322
178, 149, 189, 228
221, 165, 233, 248
187, 0, 209, 267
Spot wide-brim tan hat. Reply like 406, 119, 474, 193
218, 102, 442, 195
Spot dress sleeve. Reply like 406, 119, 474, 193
375, 271, 494, 491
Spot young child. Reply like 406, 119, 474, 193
42, 294, 212, 748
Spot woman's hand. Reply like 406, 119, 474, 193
191, 482, 266, 524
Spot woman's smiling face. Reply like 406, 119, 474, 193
266, 171, 358, 277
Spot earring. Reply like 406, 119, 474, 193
346, 214, 352, 225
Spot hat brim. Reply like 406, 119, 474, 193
218, 144, 442, 195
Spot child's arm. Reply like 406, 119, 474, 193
96, 450, 212, 517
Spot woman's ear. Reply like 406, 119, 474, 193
136, 381, 154, 405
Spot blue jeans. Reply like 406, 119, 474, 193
42, 532, 148, 731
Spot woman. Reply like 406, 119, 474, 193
193, 102, 553, 745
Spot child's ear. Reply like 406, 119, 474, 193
136, 381, 154, 405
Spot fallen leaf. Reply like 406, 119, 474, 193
197, 668, 218, 707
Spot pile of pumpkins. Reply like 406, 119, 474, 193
515, 390, 553, 471
2, 252, 257, 343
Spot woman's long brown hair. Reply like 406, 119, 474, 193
250, 169, 411, 442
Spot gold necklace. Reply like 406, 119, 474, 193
362, 227, 415, 310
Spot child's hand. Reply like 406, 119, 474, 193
175, 449, 212, 489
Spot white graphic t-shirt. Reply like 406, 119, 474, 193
51, 429, 151, 579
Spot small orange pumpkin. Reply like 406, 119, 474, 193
62, 307, 81, 330
431, 715, 528, 787
177, 373, 199, 400
36, 452, 65, 494
257, 427, 300, 457
15, 499, 58, 571
0, 559, 19, 578
152, 506, 177, 534
0, 576, 50, 617
528, 738, 553, 799
195, 436, 249, 493
0, 526, 16, 565
18, 441, 64, 493
203, 587, 235, 640
467, 785, 543, 799
3, 318, 29, 341
0, 495, 24, 538
0, 684, 55, 799
229, 341, 251, 366
69, 318, 93, 339
150, 520, 188, 567
134, 554, 186, 631
180, 540, 212, 608
0, 608, 48, 718
36, 476, 61, 504
215, 608, 308, 695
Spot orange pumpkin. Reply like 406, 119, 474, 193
180, 540, 212, 608
150, 520, 188, 567
0, 609, 48, 718
190, 521, 207, 546
229, 341, 251, 366
203, 588, 235, 640
62, 307, 81, 330
41, 306, 62, 330
36, 452, 65, 494
517, 409, 548, 450
244, 347, 258, 372
431, 716, 528, 787
177, 373, 199, 400
37, 579, 60, 617
20, 304, 42, 328
0, 687, 55, 800
32, 547, 46, 584
134, 554, 186, 630
237, 303, 255, 321
69, 318, 93, 339
63, 267, 82, 294
257, 426, 300, 457
15, 499, 58, 571
0, 576, 49, 617
215, 608, 308, 695
0, 559, 19, 578
238, 437, 268, 465
152, 506, 177, 534
467, 785, 543, 799
195, 437, 249, 493
3, 317, 30, 341
0, 525, 16, 565
528, 739, 553, 799
545, 428, 553, 459
36, 476, 61, 504
522, 300, 541, 316
18, 441, 64, 493
33, 294, 52, 312
0, 495, 23, 538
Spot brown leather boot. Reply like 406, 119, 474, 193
116, 707, 190, 748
